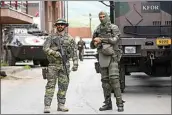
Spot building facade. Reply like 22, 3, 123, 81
0, 1, 33, 24
68, 27, 92, 38
40, 1, 65, 33
27, 2, 39, 17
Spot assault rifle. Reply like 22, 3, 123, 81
53, 36, 69, 80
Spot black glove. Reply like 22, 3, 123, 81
72, 64, 78, 71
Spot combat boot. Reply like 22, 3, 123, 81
44, 106, 50, 113
116, 97, 125, 112
117, 103, 124, 112
99, 99, 112, 111
57, 103, 69, 112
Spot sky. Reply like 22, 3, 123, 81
67, 1, 110, 31
33, 1, 110, 32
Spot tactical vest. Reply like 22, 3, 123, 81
95, 24, 122, 67
95, 24, 119, 55
47, 35, 72, 64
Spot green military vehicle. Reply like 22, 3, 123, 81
3, 24, 49, 66
102, 1, 172, 92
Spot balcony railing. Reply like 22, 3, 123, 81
0, 1, 28, 14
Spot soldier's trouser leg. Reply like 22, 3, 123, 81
81, 49, 84, 60
99, 67, 112, 111
44, 66, 58, 107
109, 61, 124, 112
57, 69, 69, 112
79, 50, 83, 61
79, 50, 82, 61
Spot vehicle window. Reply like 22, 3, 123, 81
85, 41, 91, 44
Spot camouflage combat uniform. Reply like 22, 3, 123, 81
43, 19, 78, 113
90, 11, 124, 112
77, 39, 86, 61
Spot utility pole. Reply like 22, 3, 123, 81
39, 1, 45, 31
66, 1, 68, 23
26, 1, 28, 14
89, 13, 92, 37
64, 1, 65, 19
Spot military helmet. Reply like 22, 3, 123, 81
54, 18, 69, 26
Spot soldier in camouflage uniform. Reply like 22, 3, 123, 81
90, 11, 124, 112
43, 18, 78, 113
77, 37, 86, 61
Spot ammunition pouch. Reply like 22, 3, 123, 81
101, 44, 114, 56
42, 67, 48, 79
94, 62, 100, 73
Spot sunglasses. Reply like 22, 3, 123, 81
56, 24, 66, 26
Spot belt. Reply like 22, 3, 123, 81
48, 64, 56, 66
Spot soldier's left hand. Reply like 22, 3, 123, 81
94, 37, 101, 44
72, 65, 78, 71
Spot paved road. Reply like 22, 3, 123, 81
1, 58, 171, 114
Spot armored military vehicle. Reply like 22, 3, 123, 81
107, 1, 172, 92
3, 24, 49, 66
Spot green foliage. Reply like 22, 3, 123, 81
23, 65, 31, 69
1, 61, 9, 66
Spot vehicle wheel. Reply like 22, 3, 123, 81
40, 60, 49, 67
33, 60, 39, 65
7, 50, 16, 66
119, 64, 126, 93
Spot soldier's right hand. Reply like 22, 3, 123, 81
72, 64, 78, 71
47, 49, 61, 58
53, 51, 62, 58
90, 40, 97, 48
47, 49, 54, 55
94, 41, 99, 47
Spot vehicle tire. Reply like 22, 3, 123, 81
40, 60, 49, 67
33, 60, 39, 65
7, 50, 16, 66
119, 64, 126, 93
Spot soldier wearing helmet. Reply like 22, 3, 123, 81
90, 11, 124, 112
43, 18, 78, 113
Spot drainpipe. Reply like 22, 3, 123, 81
39, 1, 45, 31
26, 1, 28, 14
109, 1, 115, 24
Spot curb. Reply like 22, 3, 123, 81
2, 67, 25, 74
1, 67, 26, 79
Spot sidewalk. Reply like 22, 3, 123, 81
1, 66, 26, 79
1, 66, 25, 74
